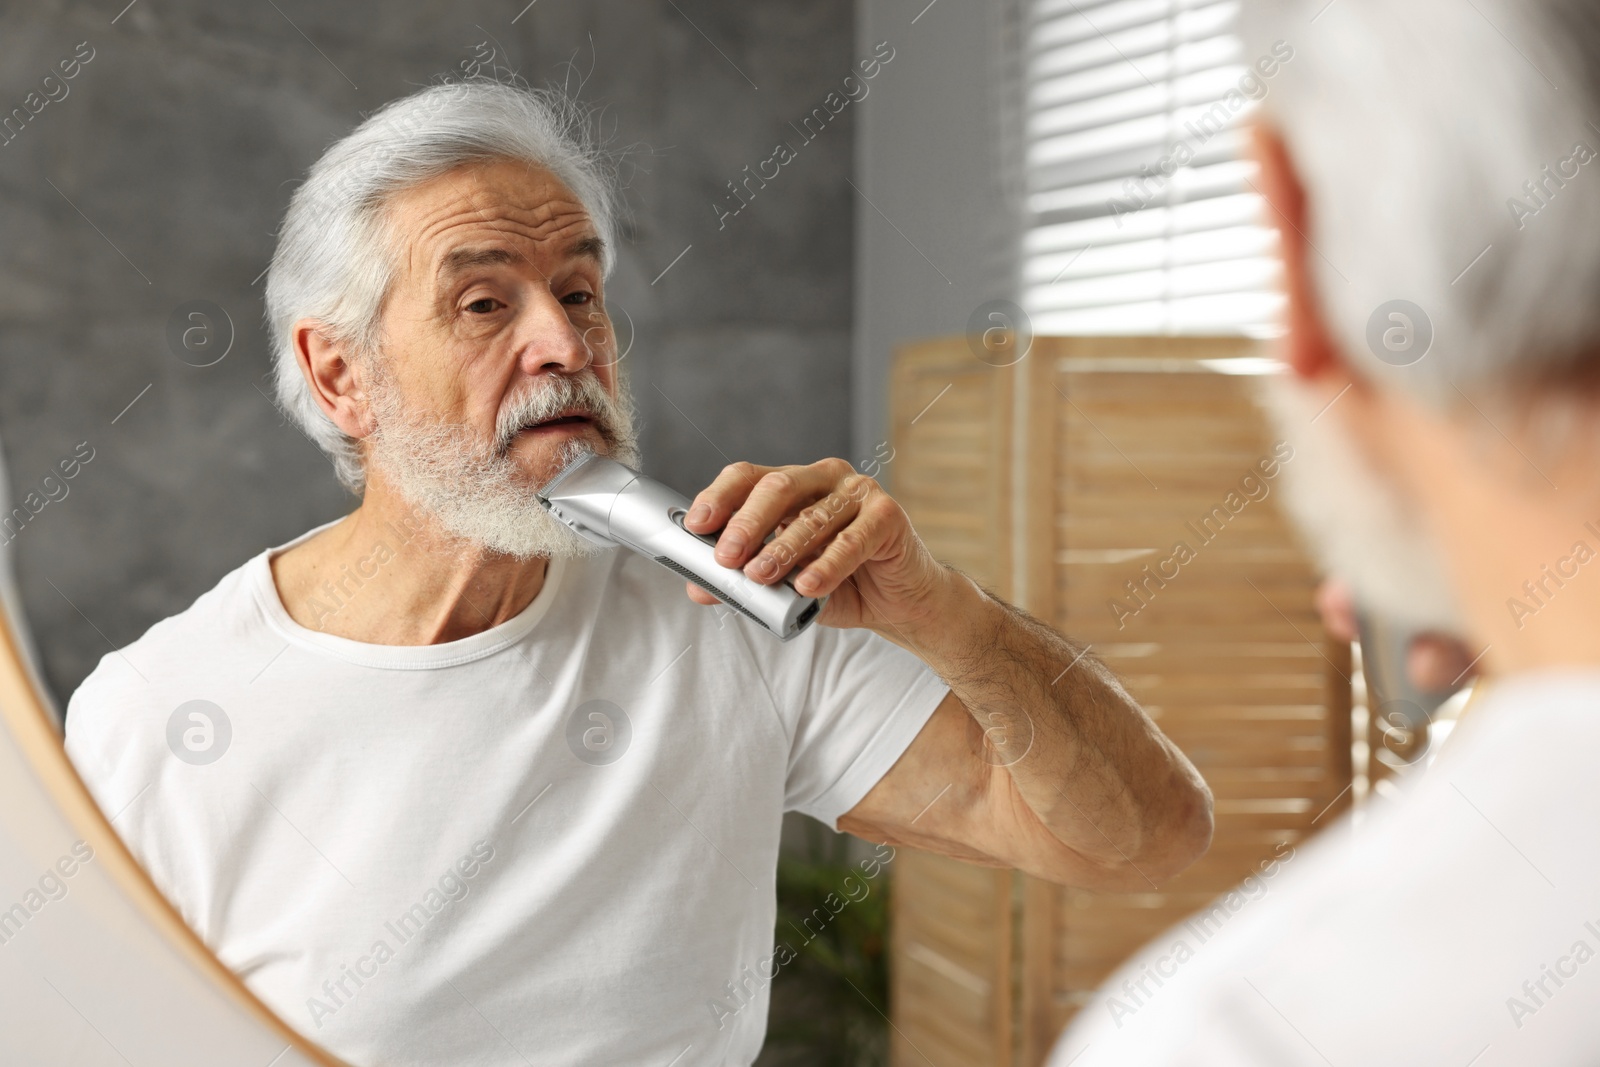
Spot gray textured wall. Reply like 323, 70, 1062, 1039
0, 0, 857, 707
852, 0, 1024, 488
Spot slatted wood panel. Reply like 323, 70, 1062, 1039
887, 341, 1026, 1067
1038, 339, 1351, 1052
887, 336, 1352, 1066
888, 347, 1016, 590
890, 852, 1014, 1067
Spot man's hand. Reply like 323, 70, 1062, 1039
686, 457, 1214, 890
1314, 580, 1480, 690
682, 457, 954, 638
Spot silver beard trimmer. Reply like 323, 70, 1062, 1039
536, 451, 826, 641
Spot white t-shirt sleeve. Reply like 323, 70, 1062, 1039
760, 622, 951, 830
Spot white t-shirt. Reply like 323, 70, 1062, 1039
1047, 669, 1600, 1067
65, 519, 949, 1066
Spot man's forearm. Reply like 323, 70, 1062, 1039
881, 566, 1213, 885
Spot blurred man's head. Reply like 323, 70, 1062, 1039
1243, 0, 1600, 667
265, 81, 639, 559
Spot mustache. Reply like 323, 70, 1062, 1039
492, 373, 620, 454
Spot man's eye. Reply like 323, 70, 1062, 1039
465, 297, 502, 314
563, 291, 594, 306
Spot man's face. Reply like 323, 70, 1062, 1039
357, 158, 641, 558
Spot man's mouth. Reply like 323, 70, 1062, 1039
517, 412, 595, 436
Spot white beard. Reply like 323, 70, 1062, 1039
362, 364, 643, 561
1256, 374, 1465, 635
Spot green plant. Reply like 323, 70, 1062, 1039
758, 825, 891, 1067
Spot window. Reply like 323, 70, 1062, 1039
1020, 0, 1285, 335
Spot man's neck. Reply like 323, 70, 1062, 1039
1377, 385, 1600, 677
270, 482, 549, 645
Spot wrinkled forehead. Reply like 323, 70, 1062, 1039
378, 158, 603, 295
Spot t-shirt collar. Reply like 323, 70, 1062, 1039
250, 517, 571, 670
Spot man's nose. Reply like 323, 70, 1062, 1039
516, 293, 589, 375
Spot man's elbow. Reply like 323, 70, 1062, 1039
1034, 777, 1213, 892
1134, 776, 1214, 884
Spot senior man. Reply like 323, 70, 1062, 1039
64, 81, 1209, 1066
1048, 0, 1600, 1064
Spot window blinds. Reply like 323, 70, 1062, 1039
1020, 0, 1285, 335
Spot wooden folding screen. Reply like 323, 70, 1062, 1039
886, 336, 1352, 1066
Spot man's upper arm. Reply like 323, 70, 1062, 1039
835, 689, 1004, 863
775, 623, 950, 829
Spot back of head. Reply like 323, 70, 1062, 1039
1242, 0, 1600, 402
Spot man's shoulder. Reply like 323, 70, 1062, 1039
1054, 674, 1600, 1064
66, 550, 268, 746
122, 549, 266, 658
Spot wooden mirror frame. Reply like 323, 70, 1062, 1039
0, 610, 347, 1065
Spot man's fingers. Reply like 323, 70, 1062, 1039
684, 461, 775, 536
1407, 634, 1477, 692
1315, 579, 1478, 693
684, 581, 720, 606
788, 499, 894, 597
1314, 579, 1359, 643
744, 486, 864, 585
707, 459, 853, 569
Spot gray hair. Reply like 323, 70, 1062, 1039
1242, 0, 1600, 403
263, 79, 620, 492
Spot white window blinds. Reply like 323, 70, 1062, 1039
1020, 0, 1285, 335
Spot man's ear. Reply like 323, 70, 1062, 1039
293, 319, 374, 438
1251, 123, 1343, 382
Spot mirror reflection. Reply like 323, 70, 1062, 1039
4, 1, 1594, 1065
